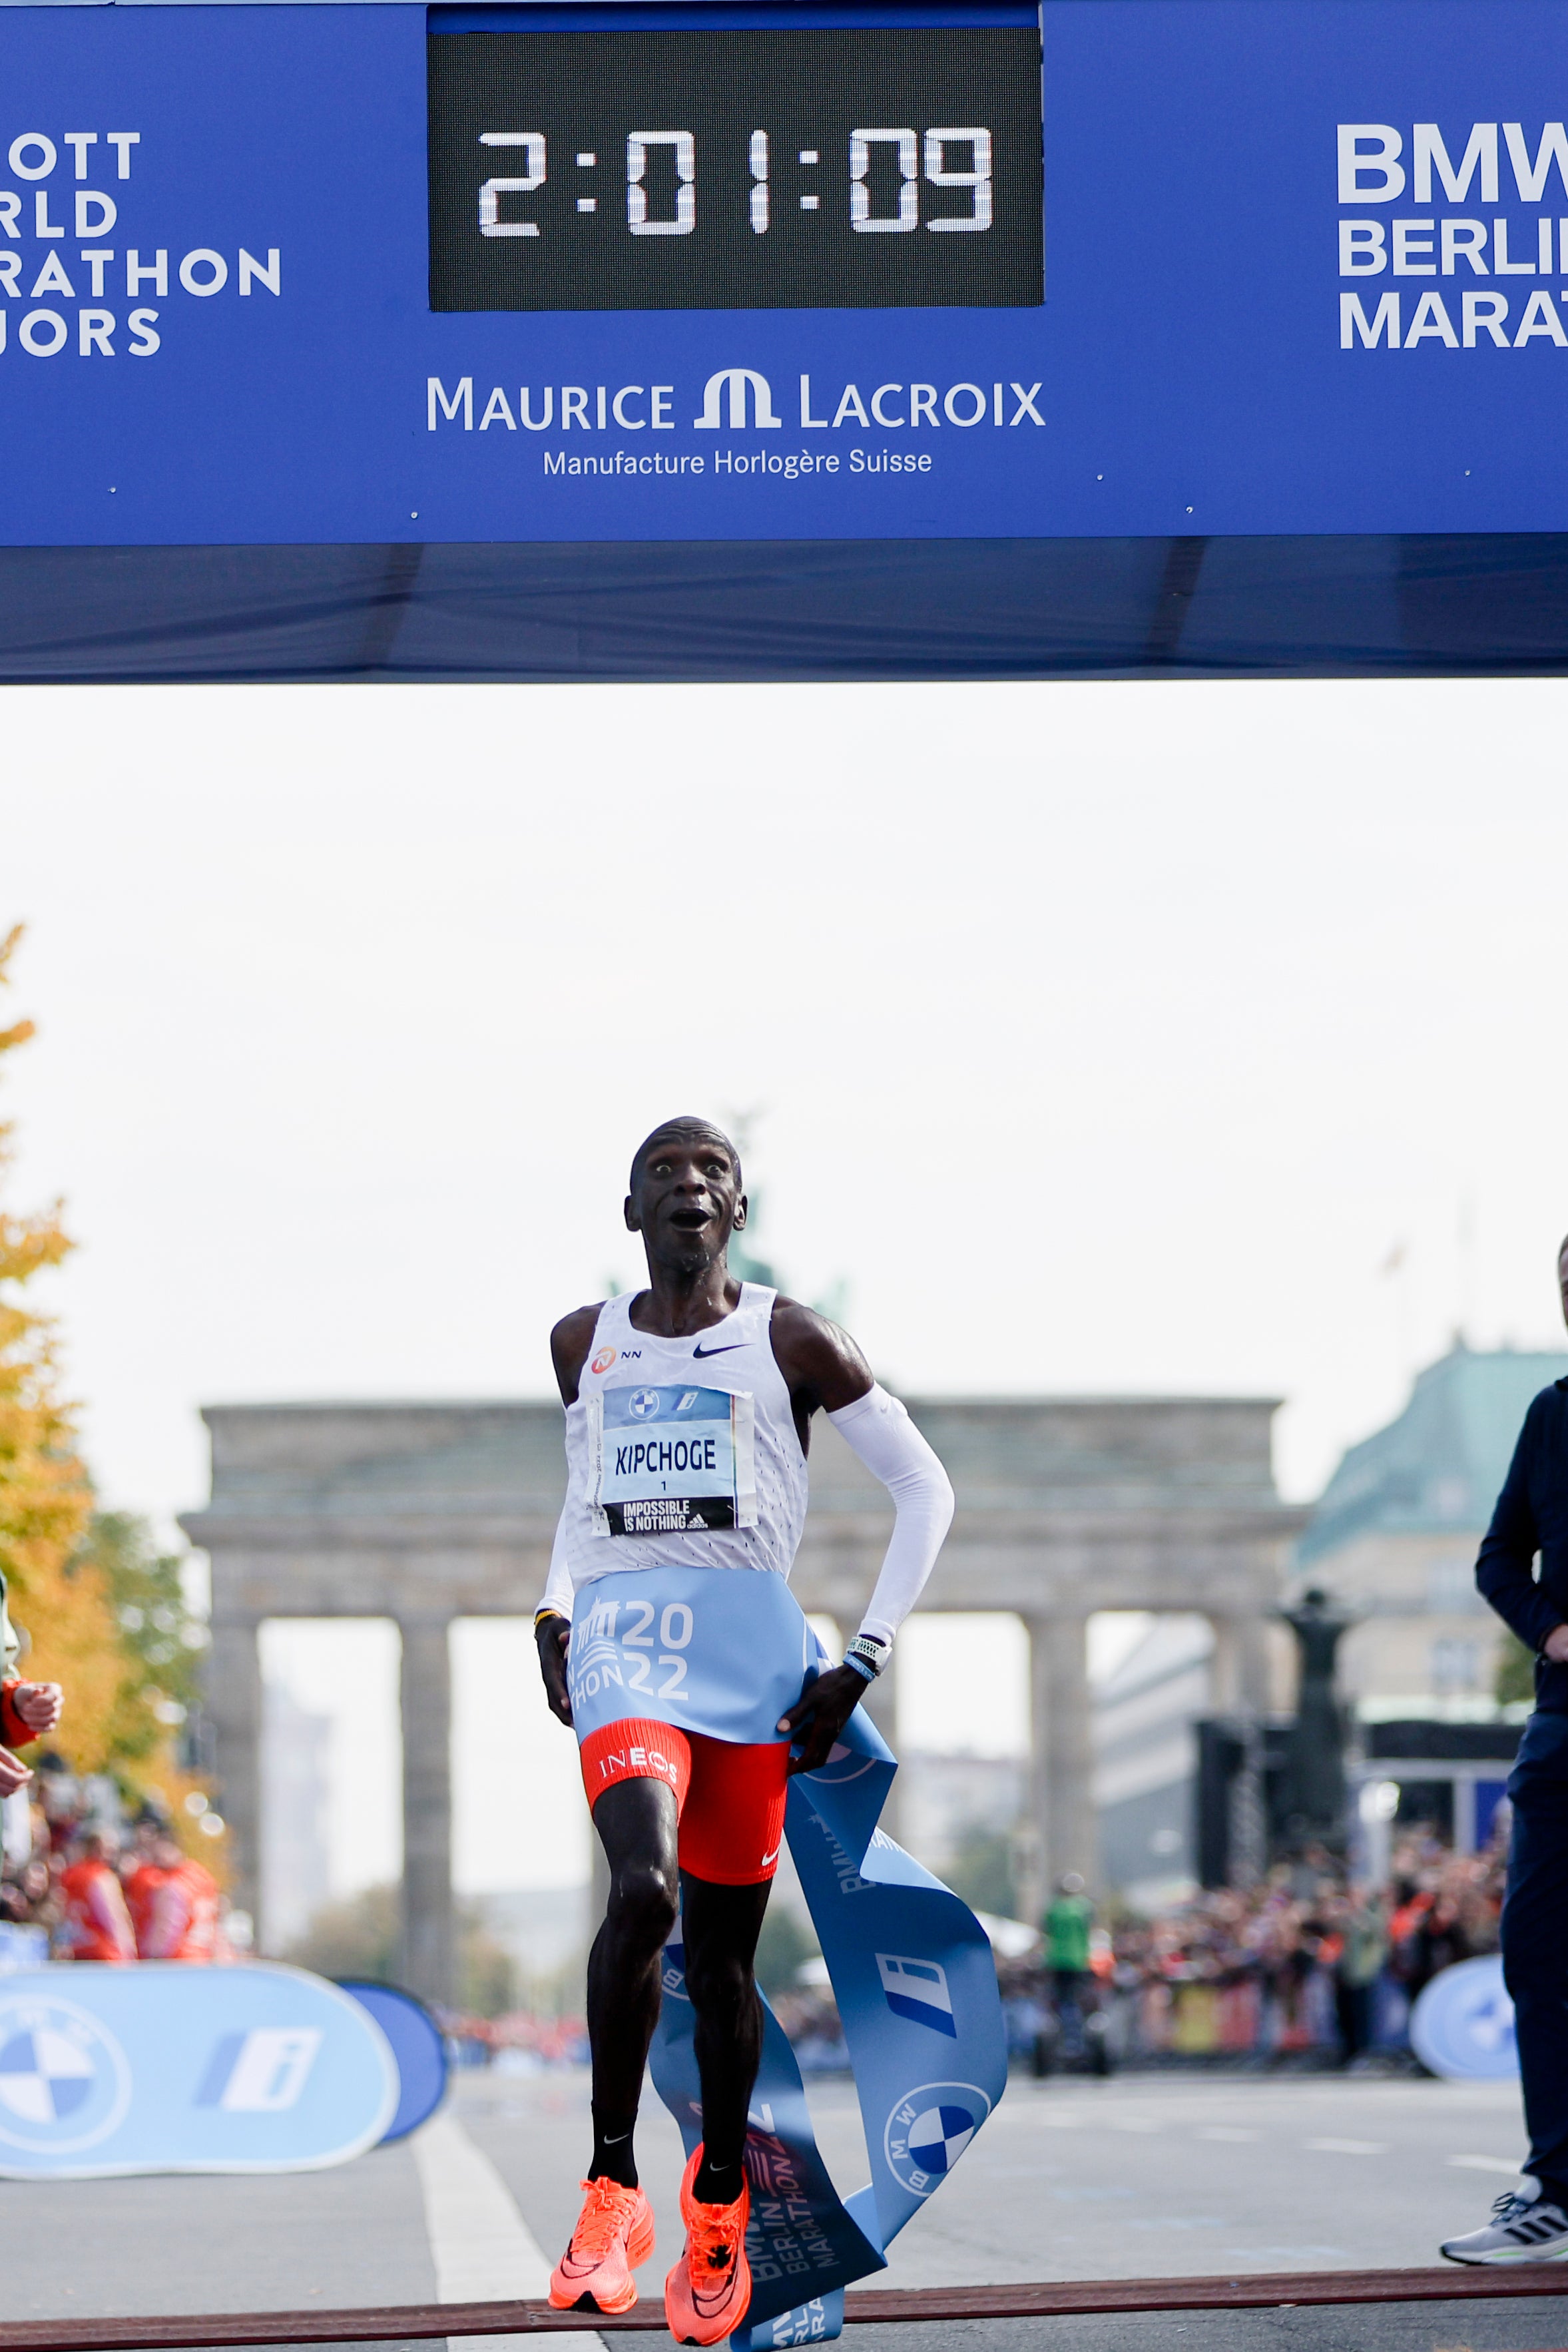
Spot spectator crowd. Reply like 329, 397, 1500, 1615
998, 1831, 1508, 2068
3, 1760, 232, 1966
0, 1565, 233, 1966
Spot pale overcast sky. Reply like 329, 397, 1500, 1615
3, 677, 1565, 1895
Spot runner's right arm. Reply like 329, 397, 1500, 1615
535, 1519, 575, 1727
534, 1305, 604, 1727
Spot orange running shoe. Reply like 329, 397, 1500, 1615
664, 2145, 752, 2347
549, 2176, 656, 2315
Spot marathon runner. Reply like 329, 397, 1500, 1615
534, 1118, 954, 2344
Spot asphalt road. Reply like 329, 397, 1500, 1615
459, 2064, 1539, 2287
5, 2066, 1567, 2352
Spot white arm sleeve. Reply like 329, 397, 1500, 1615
539, 1510, 574, 1621
827, 1384, 955, 1647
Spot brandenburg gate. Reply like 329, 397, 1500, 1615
182, 1394, 1302, 2004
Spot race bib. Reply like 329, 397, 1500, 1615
589, 1385, 758, 1536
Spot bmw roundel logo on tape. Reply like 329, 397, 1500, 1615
883, 2081, 991, 2195
0, 1996, 132, 2154
629, 1388, 661, 1419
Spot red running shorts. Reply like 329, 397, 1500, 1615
579, 1717, 790, 1885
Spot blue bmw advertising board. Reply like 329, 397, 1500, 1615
3, 0, 1568, 549
0, 1964, 398, 2178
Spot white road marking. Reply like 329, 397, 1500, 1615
1306, 2138, 1389, 2156
1449, 2154, 1526, 2176
412, 2110, 607, 2352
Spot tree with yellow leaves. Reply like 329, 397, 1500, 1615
0, 926, 211, 1828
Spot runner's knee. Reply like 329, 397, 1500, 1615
607, 1857, 679, 1947
684, 1945, 756, 2021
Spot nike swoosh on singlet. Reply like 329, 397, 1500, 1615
692, 1342, 744, 1358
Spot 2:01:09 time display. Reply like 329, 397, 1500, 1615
427, 27, 1043, 312
477, 125, 995, 240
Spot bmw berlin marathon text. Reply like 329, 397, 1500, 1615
425, 362, 1046, 481
1340, 117, 1568, 352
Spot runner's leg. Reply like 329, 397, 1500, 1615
680, 1871, 771, 2205
587, 1776, 680, 2188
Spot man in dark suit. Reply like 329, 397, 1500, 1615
1443, 1235, 1568, 2263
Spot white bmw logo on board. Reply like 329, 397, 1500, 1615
883, 2081, 991, 2195
629, 1389, 660, 1419
0, 1998, 132, 2153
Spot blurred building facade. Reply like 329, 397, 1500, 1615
1093, 1614, 1214, 1906
259, 1679, 333, 1950
1299, 1343, 1568, 1713
1082, 1345, 1568, 1904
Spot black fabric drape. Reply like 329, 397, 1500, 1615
2, 535, 1568, 681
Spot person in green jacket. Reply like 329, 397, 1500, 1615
1044, 1871, 1095, 2041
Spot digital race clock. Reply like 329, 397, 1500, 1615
427, 25, 1043, 310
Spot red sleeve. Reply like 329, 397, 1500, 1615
0, 1682, 31, 1751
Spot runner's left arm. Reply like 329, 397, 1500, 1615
773, 1305, 954, 1771
828, 1384, 955, 1645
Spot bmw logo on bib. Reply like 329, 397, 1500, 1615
0, 1997, 131, 2155
884, 2082, 991, 2196
629, 1388, 660, 1419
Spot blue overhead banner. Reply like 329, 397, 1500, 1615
6, 0, 1568, 549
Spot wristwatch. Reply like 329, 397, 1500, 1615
844, 1633, 888, 1682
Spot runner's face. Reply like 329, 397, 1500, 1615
627, 1135, 746, 1270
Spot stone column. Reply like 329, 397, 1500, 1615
398, 1616, 455, 2008
1023, 1614, 1095, 1923
1208, 1613, 1270, 1889
1208, 1614, 1270, 1715
208, 1617, 264, 1942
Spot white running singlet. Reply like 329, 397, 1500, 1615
547, 1283, 810, 1608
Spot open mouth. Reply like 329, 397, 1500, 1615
669, 1209, 712, 1231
